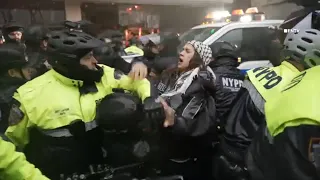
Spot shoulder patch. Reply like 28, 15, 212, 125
114, 69, 125, 80
8, 104, 24, 126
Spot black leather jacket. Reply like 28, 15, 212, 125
209, 57, 244, 123
0, 77, 26, 134
155, 69, 216, 159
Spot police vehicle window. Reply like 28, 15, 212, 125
240, 27, 273, 61
216, 29, 243, 48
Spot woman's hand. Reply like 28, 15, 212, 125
159, 97, 175, 127
129, 62, 148, 80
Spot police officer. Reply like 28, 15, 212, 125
0, 44, 35, 134
97, 92, 148, 167
22, 25, 51, 77
0, 137, 49, 180
213, 14, 308, 180
109, 30, 126, 56
125, 38, 144, 56
0, 44, 47, 180
208, 41, 244, 123
247, 11, 320, 180
5, 30, 150, 179
2, 21, 24, 44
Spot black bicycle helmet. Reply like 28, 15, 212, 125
23, 25, 50, 48
97, 92, 141, 131
2, 21, 24, 42
47, 30, 102, 59
46, 30, 103, 81
0, 43, 27, 73
209, 41, 239, 60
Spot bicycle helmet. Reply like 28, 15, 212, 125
23, 25, 50, 48
97, 92, 141, 131
283, 29, 320, 68
0, 43, 27, 73
282, 11, 320, 68
46, 30, 103, 81
209, 41, 239, 60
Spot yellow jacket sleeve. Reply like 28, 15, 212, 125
0, 137, 49, 180
117, 74, 151, 101
100, 65, 151, 101
5, 92, 31, 148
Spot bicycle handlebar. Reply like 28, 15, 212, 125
59, 162, 184, 180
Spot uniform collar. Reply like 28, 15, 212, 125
281, 61, 301, 73
51, 69, 84, 87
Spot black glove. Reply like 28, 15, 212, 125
142, 97, 165, 132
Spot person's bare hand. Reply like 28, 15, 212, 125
159, 97, 175, 127
129, 62, 148, 80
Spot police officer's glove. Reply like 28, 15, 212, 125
142, 96, 165, 132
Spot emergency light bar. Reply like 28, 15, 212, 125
203, 10, 231, 24
232, 7, 259, 15
205, 10, 231, 20
231, 7, 265, 22
201, 7, 265, 24
231, 9, 244, 16
245, 7, 259, 14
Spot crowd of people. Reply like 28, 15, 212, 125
0, 7, 319, 180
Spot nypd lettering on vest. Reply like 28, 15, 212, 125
221, 77, 243, 92
252, 67, 282, 89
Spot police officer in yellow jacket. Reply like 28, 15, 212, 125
213, 16, 308, 180
0, 41, 48, 180
0, 137, 49, 180
125, 38, 144, 56
246, 15, 320, 180
5, 30, 150, 179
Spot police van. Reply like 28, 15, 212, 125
179, 8, 283, 73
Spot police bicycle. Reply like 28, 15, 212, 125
59, 162, 183, 180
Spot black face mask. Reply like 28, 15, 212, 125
53, 63, 103, 83
78, 64, 103, 82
